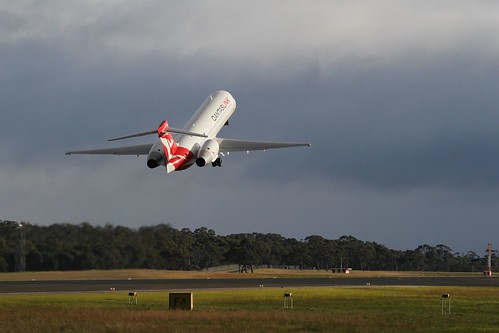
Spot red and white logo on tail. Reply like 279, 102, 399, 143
157, 120, 177, 161
157, 120, 194, 173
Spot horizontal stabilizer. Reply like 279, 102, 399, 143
108, 127, 207, 142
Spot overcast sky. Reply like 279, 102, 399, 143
1, 1, 499, 254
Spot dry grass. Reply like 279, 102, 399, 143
0, 268, 481, 281
2, 307, 426, 333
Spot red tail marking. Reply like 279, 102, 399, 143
157, 120, 178, 161
157, 120, 169, 137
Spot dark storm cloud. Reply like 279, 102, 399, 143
241, 56, 499, 192
2, 1, 499, 253
311, 59, 499, 191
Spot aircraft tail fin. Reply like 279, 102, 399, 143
157, 120, 178, 161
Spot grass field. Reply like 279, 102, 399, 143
1, 286, 498, 332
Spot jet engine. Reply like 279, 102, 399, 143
196, 139, 219, 167
147, 142, 166, 169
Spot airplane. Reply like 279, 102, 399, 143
66, 90, 310, 173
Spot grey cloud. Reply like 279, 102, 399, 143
1, 1, 499, 254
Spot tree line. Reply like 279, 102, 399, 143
0, 220, 496, 273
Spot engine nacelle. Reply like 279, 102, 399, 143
147, 142, 166, 169
196, 139, 219, 167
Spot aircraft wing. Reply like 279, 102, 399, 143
217, 138, 310, 153
66, 143, 154, 155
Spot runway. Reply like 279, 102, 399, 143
1, 276, 498, 294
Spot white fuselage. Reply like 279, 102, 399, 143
167, 90, 236, 171
66, 89, 310, 173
